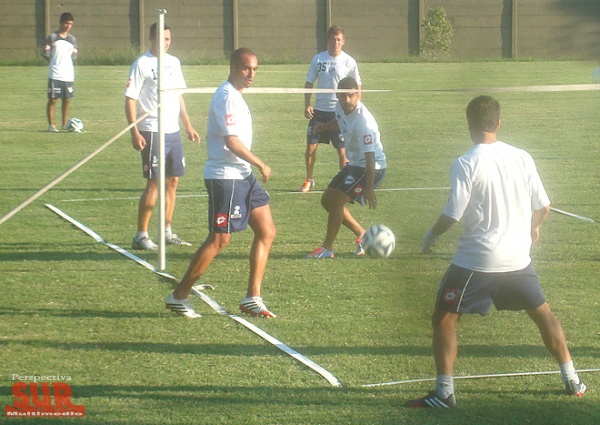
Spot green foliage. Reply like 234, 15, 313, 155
0, 62, 599, 424
421, 6, 454, 59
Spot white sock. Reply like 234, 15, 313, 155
560, 361, 579, 383
136, 231, 149, 239
165, 227, 173, 235
436, 375, 454, 398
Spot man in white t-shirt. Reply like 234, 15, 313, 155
407, 96, 587, 409
165, 48, 277, 319
125, 23, 200, 251
306, 77, 386, 259
44, 12, 77, 133
300, 25, 362, 193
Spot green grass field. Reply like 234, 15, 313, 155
1, 61, 599, 424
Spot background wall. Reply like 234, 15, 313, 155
1, 0, 599, 63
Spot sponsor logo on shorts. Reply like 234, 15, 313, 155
225, 114, 236, 126
230, 206, 242, 220
363, 134, 373, 145
344, 175, 355, 185
442, 288, 461, 305
216, 214, 228, 227
353, 185, 363, 196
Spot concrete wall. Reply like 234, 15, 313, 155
0, 0, 598, 63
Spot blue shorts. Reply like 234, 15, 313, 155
48, 79, 74, 99
328, 165, 386, 206
307, 110, 344, 149
436, 263, 546, 316
140, 131, 185, 179
205, 174, 270, 233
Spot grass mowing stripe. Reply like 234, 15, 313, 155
44, 203, 343, 387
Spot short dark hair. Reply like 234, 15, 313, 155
60, 12, 74, 23
337, 76, 359, 90
149, 22, 171, 39
466, 95, 501, 133
230, 47, 256, 67
327, 25, 345, 39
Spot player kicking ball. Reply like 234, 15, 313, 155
306, 77, 387, 259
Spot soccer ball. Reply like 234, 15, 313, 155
362, 224, 396, 258
67, 118, 84, 133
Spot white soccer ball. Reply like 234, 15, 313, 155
67, 118, 84, 133
362, 224, 396, 258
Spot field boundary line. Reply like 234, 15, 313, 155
44, 203, 343, 387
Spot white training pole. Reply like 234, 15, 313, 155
362, 368, 600, 388
157, 9, 167, 270
551, 207, 597, 223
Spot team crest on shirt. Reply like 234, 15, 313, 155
363, 134, 373, 145
225, 114, 236, 126
216, 214, 228, 227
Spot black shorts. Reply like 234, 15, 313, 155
306, 110, 344, 149
328, 165, 386, 206
436, 263, 546, 316
48, 79, 74, 99
205, 174, 270, 233
140, 131, 185, 179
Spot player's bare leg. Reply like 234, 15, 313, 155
164, 176, 179, 230
137, 179, 158, 233
61, 97, 70, 128
432, 309, 460, 377
527, 303, 571, 364
246, 205, 276, 297
47, 98, 58, 129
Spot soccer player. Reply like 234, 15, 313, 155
300, 25, 362, 193
44, 12, 77, 133
306, 77, 386, 259
407, 95, 587, 408
125, 23, 200, 251
165, 48, 277, 319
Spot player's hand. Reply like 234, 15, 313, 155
131, 133, 146, 152
187, 128, 201, 144
364, 189, 377, 209
259, 165, 271, 183
304, 105, 314, 120
421, 229, 438, 254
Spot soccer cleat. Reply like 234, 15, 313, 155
131, 235, 158, 251
165, 232, 192, 246
239, 296, 276, 318
565, 379, 587, 397
405, 391, 456, 409
305, 246, 335, 259
165, 293, 201, 318
48, 125, 59, 133
354, 234, 366, 256
299, 179, 314, 193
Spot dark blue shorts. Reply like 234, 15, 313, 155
48, 79, 74, 99
436, 263, 546, 316
140, 131, 185, 179
205, 174, 270, 233
327, 165, 386, 206
307, 110, 344, 149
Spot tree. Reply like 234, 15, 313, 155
421, 6, 454, 59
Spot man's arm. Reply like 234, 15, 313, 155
304, 81, 314, 119
363, 152, 377, 209
125, 97, 146, 151
178, 95, 200, 144
421, 214, 459, 253
531, 204, 550, 244
224, 135, 271, 183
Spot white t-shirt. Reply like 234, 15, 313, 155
335, 101, 386, 169
203, 81, 253, 179
44, 32, 77, 82
443, 141, 551, 272
124, 52, 186, 133
306, 51, 361, 112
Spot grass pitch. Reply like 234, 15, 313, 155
1, 61, 599, 424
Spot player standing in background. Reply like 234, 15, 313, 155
165, 48, 277, 319
44, 12, 77, 133
300, 25, 362, 193
407, 95, 587, 408
306, 77, 386, 259
125, 23, 200, 251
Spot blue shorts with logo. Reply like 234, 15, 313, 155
48, 79, 74, 99
436, 262, 546, 316
307, 110, 344, 149
140, 131, 185, 179
205, 174, 270, 233
328, 165, 386, 206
